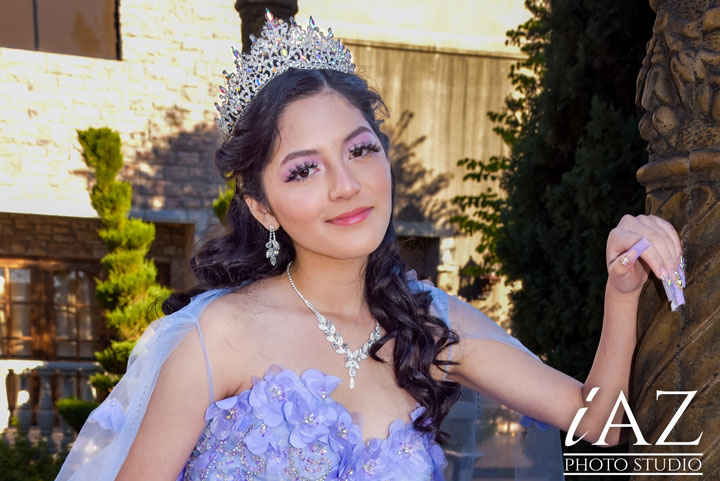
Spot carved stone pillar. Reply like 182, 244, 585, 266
634, 1, 720, 478
234, 0, 298, 53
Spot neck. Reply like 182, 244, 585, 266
286, 251, 370, 321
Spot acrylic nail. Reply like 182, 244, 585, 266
660, 269, 678, 311
672, 281, 685, 309
678, 256, 686, 288
621, 237, 651, 266
672, 270, 685, 309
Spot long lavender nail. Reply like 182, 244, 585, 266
660, 271, 678, 311
678, 256, 686, 288
620, 237, 651, 266
672, 269, 685, 309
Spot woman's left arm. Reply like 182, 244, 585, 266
446, 214, 683, 446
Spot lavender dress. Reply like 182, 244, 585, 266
56, 274, 560, 481
178, 366, 445, 481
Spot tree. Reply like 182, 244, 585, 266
454, 0, 653, 383
76, 127, 171, 396
451, 0, 549, 277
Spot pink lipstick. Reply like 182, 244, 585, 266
327, 207, 372, 226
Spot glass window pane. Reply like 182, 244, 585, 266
56, 340, 76, 358
9, 339, 31, 357
77, 271, 94, 304
10, 304, 31, 337
0, 269, 6, 299
78, 307, 92, 340
79, 342, 95, 359
9, 269, 31, 301
0, 306, 5, 356
36, 0, 117, 59
53, 271, 70, 305
68, 271, 77, 305
0, 0, 35, 51
55, 307, 71, 338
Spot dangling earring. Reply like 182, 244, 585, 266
265, 225, 280, 266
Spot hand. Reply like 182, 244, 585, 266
606, 215, 684, 306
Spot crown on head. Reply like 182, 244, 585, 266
215, 10, 356, 139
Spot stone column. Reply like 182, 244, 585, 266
234, 0, 298, 53
634, 1, 720, 478
35, 366, 56, 450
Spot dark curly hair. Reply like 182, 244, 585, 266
162, 68, 461, 442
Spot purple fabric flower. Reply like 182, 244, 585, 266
180, 366, 444, 481
285, 391, 337, 448
329, 408, 362, 453
351, 438, 394, 481
245, 422, 278, 454
205, 392, 252, 440
302, 368, 341, 402
387, 419, 432, 474
249, 369, 298, 427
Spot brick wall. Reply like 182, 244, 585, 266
0, 0, 238, 228
0, 212, 193, 290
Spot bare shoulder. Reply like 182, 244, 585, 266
198, 276, 285, 333
193, 276, 287, 398
446, 294, 501, 337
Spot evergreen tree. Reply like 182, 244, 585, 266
213, 179, 234, 223
76, 127, 171, 395
454, 0, 653, 382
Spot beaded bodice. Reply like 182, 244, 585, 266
178, 365, 445, 481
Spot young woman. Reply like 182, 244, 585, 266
56, 14, 685, 481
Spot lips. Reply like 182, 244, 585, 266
327, 207, 372, 225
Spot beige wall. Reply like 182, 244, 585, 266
297, 0, 531, 54
0, 0, 237, 229
0, 0, 527, 320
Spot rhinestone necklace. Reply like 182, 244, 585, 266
285, 261, 382, 389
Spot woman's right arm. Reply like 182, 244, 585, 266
114, 326, 217, 480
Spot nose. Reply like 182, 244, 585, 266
328, 161, 360, 200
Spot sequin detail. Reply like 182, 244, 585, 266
179, 366, 445, 480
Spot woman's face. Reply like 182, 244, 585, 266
251, 89, 392, 262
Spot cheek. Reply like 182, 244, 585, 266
365, 160, 392, 197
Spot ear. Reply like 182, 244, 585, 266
243, 195, 279, 230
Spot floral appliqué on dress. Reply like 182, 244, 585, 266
178, 366, 445, 481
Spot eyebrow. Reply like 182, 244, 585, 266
279, 126, 375, 167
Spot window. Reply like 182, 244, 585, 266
0, 0, 120, 60
0, 260, 106, 360
0, 267, 32, 357
53, 269, 104, 359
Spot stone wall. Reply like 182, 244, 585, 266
0, 0, 237, 230
0, 1, 521, 316
0, 212, 193, 290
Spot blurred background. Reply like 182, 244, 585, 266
0, 1, 658, 480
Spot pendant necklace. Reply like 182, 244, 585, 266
286, 261, 382, 389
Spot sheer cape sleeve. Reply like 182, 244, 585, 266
55, 288, 234, 481
406, 272, 564, 481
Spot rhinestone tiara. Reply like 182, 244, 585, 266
215, 10, 356, 139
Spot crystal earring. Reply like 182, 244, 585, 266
265, 225, 280, 266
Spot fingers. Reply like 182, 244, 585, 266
619, 237, 651, 267
613, 214, 685, 310
637, 215, 682, 263
615, 215, 680, 278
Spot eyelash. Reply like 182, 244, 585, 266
349, 142, 382, 158
284, 142, 382, 182
285, 161, 318, 182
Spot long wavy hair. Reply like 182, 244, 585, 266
162, 68, 461, 441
